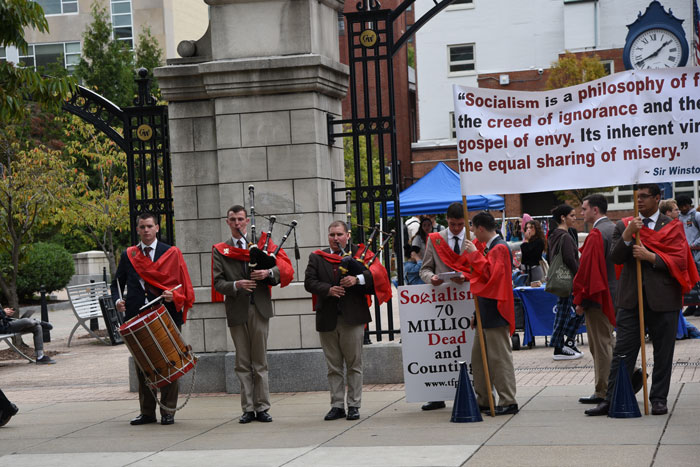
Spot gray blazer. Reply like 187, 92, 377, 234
609, 214, 681, 311
419, 229, 467, 284
594, 217, 619, 307
212, 238, 281, 327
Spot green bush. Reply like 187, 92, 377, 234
16, 242, 75, 298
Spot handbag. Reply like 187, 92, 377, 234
544, 243, 573, 297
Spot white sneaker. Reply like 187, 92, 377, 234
553, 346, 582, 360
565, 339, 584, 357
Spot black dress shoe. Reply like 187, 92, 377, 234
585, 400, 610, 416
479, 405, 491, 413
239, 411, 255, 424
130, 414, 157, 425
579, 395, 604, 404
161, 414, 175, 425
494, 404, 519, 415
651, 401, 668, 415
256, 410, 273, 422
324, 407, 346, 421
346, 407, 360, 420
421, 401, 446, 411
0, 403, 18, 427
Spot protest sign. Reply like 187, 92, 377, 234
453, 67, 700, 195
398, 283, 476, 403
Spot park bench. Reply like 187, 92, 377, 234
0, 332, 35, 362
66, 282, 112, 347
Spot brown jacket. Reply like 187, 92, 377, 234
609, 213, 681, 311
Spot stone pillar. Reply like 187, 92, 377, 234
152, 0, 379, 392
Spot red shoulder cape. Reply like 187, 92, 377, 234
427, 232, 474, 279
310, 244, 392, 309
127, 245, 195, 322
572, 228, 615, 326
461, 243, 515, 335
616, 218, 700, 294
210, 232, 295, 302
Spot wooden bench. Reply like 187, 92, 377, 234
66, 282, 111, 347
0, 332, 35, 363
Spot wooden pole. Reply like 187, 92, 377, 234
633, 188, 650, 415
462, 195, 496, 417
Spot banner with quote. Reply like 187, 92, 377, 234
453, 67, 700, 195
399, 283, 476, 403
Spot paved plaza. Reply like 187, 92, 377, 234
1, 304, 699, 466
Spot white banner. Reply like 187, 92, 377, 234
398, 283, 475, 403
453, 67, 700, 195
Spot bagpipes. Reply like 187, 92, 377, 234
337, 221, 396, 277
239, 185, 299, 272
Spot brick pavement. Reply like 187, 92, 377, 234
3, 305, 700, 403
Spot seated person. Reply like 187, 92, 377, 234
404, 246, 425, 285
0, 305, 55, 364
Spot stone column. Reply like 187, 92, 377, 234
153, 0, 354, 392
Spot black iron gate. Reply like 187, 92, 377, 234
63, 68, 174, 245
327, 0, 454, 341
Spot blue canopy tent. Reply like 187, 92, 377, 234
386, 162, 504, 216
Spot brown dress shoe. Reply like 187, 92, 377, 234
584, 400, 610, 416
651, 401, 668, 415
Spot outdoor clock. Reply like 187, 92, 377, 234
623, 0, 689, 70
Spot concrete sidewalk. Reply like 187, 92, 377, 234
1, 305, 699, 466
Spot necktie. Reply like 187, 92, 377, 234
237, 239, 244, 249
643, 218, 651, 228
143, 246, 153, 261
453, 236, 460, 254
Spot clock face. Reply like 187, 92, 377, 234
630, 28, 683, 69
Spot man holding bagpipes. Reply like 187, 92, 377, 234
304, 220, 392, 421
212, 202, 294, 424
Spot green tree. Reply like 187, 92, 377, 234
58, 116, 129, 276
0, 0, 76, 121
75, 2, 135, 108
0, 130, 75, 310
343, 133, 384, 242
546, 53, 612, 205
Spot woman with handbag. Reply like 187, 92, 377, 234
520, 220, 547, 285
546, 204, 584, 360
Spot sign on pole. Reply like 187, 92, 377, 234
453, 68, 700, 195
398, 283, 476, 403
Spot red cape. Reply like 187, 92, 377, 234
127, 245, 195, 322
462, 243, 516, 336
310, 244, 392, 309
572, 228, 615, 326
210, 232, 295, 302
427, 232, 474, 279
617, 218, 700, 294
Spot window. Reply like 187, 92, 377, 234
448, 44, 475, 75
111, 0, 133, 48
34, 0, 78, 15
673, 181, 699, 205
17, 42, 81, 73
338, 12, 345, 35
0, 47, 5, 63
602, 60, 614, 76
449, 112, 457, 139
604, 185, 634, 210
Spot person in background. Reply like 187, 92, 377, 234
660, 200, 680, 220
427, 214, 445, 233
411, 216, 433, 259
676, 196, 700, 317
548, 204, 584, 361
520, 220, 546, 285
404, 246, 425, 285
0, 305, 54, 364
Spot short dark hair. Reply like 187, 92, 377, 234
446, 202, 464, 220
676, 195, 692, 207
137, 211, 158, 224
551, 204, 573, 226
227, 205, 247, 217
583, 193, 608, 214
472, 212, 496, 231
638, 183, 660, 197
328, 220, 348, 232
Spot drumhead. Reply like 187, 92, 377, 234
119, 305, 167, 332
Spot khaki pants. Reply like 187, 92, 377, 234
229, 305, 270, 412
319, 321, 365, 409
137, 324, 180, 417
584, 306, 615, 399
471, 325, 517, 407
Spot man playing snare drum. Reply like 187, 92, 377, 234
111, 212, 194, 426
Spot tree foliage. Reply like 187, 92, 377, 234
16, 242, 74, 298
0, 0, 76, 122
58, 116, 129, 276
0, 129, 75, 309
135, 27, 164, 100
545, 52, 607, 90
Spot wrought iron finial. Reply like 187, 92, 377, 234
133, 68, 157, 107
356, 0, 381, 11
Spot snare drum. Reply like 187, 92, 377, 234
118, 306, 196, 389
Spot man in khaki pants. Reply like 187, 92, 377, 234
213, 205, 290, 424
304, 221, 384, 421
